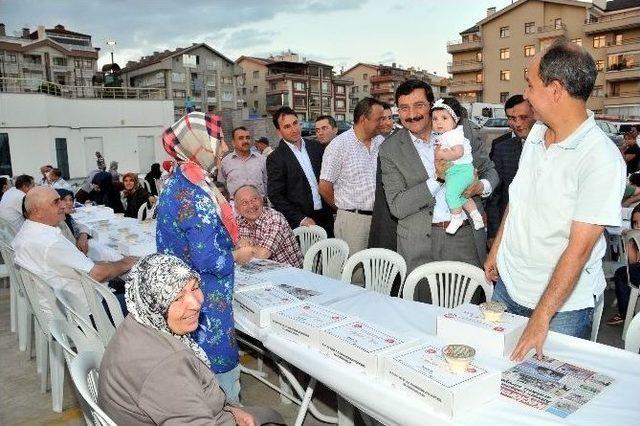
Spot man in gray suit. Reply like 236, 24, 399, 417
379, 80, 499, 279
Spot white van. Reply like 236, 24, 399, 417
461, 102, 506, 126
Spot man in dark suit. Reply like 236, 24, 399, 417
486, 95, 536, 249
266, 107, 334, 236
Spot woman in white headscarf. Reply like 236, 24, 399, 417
98, 254, 283, 425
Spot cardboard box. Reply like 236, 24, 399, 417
234, 271, 272, 293
319, 320, 416, 376
436, 303, 527, 358
271, 303, 353, 348
382, 338, 501, 418
233, 286, 302, 328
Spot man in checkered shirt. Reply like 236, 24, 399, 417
235, 185, 303, 268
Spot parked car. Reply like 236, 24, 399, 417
300, 120, 316, 137
475, 118, 509, 153
482, 118, 509, 129
336, 120, 352, 135
596, 119, 624, 146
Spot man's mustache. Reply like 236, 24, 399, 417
404, 115, 425, 123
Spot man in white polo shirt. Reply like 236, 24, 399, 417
485, 40, 625, 361
13, 186, 136, 319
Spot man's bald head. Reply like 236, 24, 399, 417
24, 186, 65, 226
234, 185, 264, 223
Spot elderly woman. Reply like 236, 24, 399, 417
156, 112, 251, 403
90, 171, 124, 213
98, 254, 282, 425
121, 172, 155, 219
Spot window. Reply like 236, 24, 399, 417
321, 81, 329, 93
554, 18, 562, 29
593, 35, 606, 48
524, 22, 535, 34
500, 70, 510, 81
608, 52, 640, 71
0, 134, 13, 176
524, 67, 528, 79
476, 52, 482, 62
221, 76, 233, 85
322, 97, 331, 109
476, 72, 483, 83
73, 58, 81, 68
524, 45, 535, 57
335, 85, 345, 94
335, 99, 345, 109
252, 70, 259, 79
500, 92, 510, 103
207, 105, 216, 113
207, 90, 216, 98
571, 38, 582, 46
500, 48, 510, 60
242, 88, 246, 95
591, 85, 604, 97
55, 138, 70, 179
173, 90, 186, 98
499, 26, 510, 38
293, 81, 305, 91
595, 60, 604, 71
614, 34, 623, 46
363, 84, 369, 92
172, 72, 185, 83
363, 73, 368, 80
4, 52, 16, 63
253, 100, 259, 109
83, 59, 93, 69
52, 57, 67, 66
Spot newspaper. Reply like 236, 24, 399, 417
501, 355, 614, 418
236, 258, 288, 275
276, 283, 321, 300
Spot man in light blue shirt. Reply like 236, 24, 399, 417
485, 40, 625, 361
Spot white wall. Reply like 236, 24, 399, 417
0, 93, 174, 178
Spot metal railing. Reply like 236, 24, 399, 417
0, 77, 167, 100
447, 37, 482, 46
607, 36, 640, 47
607, 91, 640, 98
586, 10, 640, 24
535, 23, 567, 33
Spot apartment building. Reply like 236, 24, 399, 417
447, 0, 640, 118
261, 52, 352, 121
342, 63, 449, 114
0, 23, 99, 90
235, 55, 272, 117
119, 43, 240, 120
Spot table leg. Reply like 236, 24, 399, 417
294, 377, 316, 426
337, 396, 354, 426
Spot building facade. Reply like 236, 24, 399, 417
119, 43, 241, 120
447, 0, 640, 118
262, 53, 352, 121
0, 24, 99, 91
235, 56, 272, 118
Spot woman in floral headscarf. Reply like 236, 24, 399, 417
155, 112, 252, 403
98, 254, 283, 425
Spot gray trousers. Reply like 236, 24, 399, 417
335, 210, 372, 284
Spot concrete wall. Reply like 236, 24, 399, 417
0, 93, 174, 178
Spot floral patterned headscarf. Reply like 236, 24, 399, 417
125, 254, 210, 367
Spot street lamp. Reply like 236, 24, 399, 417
106, 40, 117, 67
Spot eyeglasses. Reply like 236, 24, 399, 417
398, 102, 429, 113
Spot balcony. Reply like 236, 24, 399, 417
447, 38, 482, 53
370, 86, 394, 95
266, 88, 288, 96
265, 72, 306, 81
370, 74, 405, 83
584, 10, 640, 34
607, 36, 640, 55
447, 59, 483, 74
605, 65, 640, 82
529, 23, 566, 39
447, 80, 483, 94
604, 91, 640, 107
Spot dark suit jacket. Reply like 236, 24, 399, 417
266, 139, 334, 234
368, 156, 398, 251
379, 120, 499, 272
486, 136, 523, 239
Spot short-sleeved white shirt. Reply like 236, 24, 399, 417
0, 187, 26, 232
320, 127, 383, 210
13, 220, 95, 319
497, 112, 626, 311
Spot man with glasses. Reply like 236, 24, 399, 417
379, 80, 498, 298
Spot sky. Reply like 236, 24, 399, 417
1, 0, 518, 76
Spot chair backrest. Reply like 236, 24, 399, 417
625, 312, 640, 354
18, 265, 65, 338
78, 272, 124, 346
341, 248, 407, 295
69, 351, 117, 426
303, 238, 349, 279
137, 202, 149, 221
402, 261, 493, 308
0, 217, 16, 237
293, 225, 327, 256
0, 238, 27, 300
49, 318, 104, 361
142, 178, 152, 193
56, 290, 105, 348
591, 292, 605, 342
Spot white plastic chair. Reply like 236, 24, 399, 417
0, 232, 30, 346
142, 178, 152, 194
341, 248, 407, 295
603, 229, 626, 281
18, 266, 67, 412
303, 238, 349, 280
69, 351, 117, 426
293, 225, 327, 256
137, 200, 157, 221
625, 312, 640, 354
591, 292, 605, 342
78, 272, 124, 346
402, 261, 493, 308
623, 230, 640, 340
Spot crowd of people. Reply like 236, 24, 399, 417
1, 38, 636, 423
